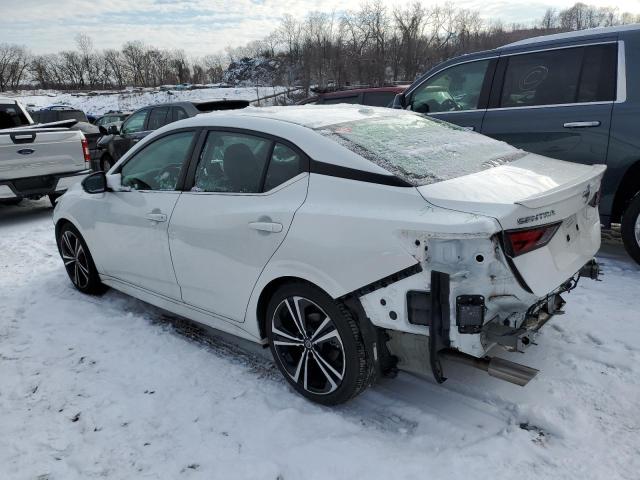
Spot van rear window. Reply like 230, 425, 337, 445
316, 113, 524, 186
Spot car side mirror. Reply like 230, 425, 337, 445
106, 173, 130, 192
107, 124, 119, 135
82, 171, 107, 194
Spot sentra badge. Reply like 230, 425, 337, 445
517, 210, 556, 225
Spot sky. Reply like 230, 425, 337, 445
2, 0, 639, 57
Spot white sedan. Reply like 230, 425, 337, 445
53, 105, 604, 405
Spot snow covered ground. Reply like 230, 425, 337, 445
1, 199, 639, 480
6, 87, 288, 116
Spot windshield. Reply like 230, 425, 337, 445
316, 113, 525, 186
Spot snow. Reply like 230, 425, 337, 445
1, 199, 640, 480
6, 87, 287, 116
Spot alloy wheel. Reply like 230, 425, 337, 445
60, 230, 90, 289
271, 296, 346, 395
635, 214, 640, 246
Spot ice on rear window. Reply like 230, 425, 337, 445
316, 113, 525, 186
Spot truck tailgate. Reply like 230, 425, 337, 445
0, 129, 86, 181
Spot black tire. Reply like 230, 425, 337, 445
101, 154, 114, 172
48, 193, 62, 207
56, 222, 107, 295
621, 192, 640, 265
266, 282, 372, 405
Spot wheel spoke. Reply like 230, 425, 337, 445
285, 298, 305, 337
303, 351, 310, 391
273, 340, 304, 348
292, 350, 307, 383
272, 326, 303, 343
312, 349, 344, 381
74, 238, 82, 257
62, 233, 73, 254
77, 261, 90, 276
313, 327, 340, 345
310, 351, 338, 393
293, 296, 306, 333
73, 263, 79, 285
310, 317, 331, 342
64, 258, 75, 266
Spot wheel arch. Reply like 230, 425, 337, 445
611, 159, 640, 223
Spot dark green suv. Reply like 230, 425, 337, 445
395, 25, 640, 264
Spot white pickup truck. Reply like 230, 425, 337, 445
0, 97, 90, 206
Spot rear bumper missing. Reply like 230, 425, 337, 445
0, 169, 90, 199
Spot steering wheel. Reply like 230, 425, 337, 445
440, 98, 461, 111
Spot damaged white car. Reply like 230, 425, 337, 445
53, 105, 604, 405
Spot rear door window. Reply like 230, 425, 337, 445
173, 107, 189, 122
147, 107, 170, 130
264, 143, 305, 191
498, 44, 617, 108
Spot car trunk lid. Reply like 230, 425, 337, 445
417, 153, 605, 295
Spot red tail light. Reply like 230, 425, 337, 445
81, 137, 90, 165
504, 222, 561, 257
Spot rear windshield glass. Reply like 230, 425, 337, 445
316, 113, 524, 186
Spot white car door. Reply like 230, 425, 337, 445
92, 129, 198, 300
169, 130, 309, 322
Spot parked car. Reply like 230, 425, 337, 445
394, 24, 640, 264
54, 105, 602, 404
95, 100, 249, 171
297, 86, 407, 107
31, 106, 101, 163
93, 111, 131, 128
0, 98, 90, 206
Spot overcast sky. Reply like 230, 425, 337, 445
2, 0, 640, 57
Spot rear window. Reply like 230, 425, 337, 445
316, 113, 524, 186
362, 92, 397, 107
56, 110, 88, 122
0, 104, 30, 129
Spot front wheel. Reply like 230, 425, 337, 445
266, 283, 373, 405
621, 193, 640, 265
56, 223, 106, 294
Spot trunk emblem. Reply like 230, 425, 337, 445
517, 210, 556, 225
17, 148, 35, 155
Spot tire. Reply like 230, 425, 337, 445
101, 155, 114, 172
56, 222, 106, 295
621, 192, 640, 265
48, 193, 62, 207
266, 282, 372, 405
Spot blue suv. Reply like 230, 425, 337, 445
394, 25, 640, 264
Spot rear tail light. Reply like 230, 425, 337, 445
504, 222, 561, 257
81, 137, 90, 165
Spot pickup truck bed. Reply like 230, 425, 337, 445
0, 98, 90, 203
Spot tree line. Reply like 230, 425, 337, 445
0, 2, 638, 93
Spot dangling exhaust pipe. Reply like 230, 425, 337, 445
440, 350, 538, 386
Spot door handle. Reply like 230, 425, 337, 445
145, 212, 167, 222
563, 121, 601, 128
249, 221, 283, 233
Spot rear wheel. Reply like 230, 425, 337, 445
57, 223, 106, 294
266, 283, 372, 405
621, 193, 640, 265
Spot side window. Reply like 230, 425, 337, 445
0, 104, 30, 128
174, 107, 189, 121
323, 95, 360, 105
577, 44, 617, 103
147, 107, 170, 131
500, 48, 585, 108
121, 131, 195, 191
363, 92, 396, 107
121, 109, 148, 135
264, 143, 304, 191
193, 131, 271, 193
410, 59, 490, 113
